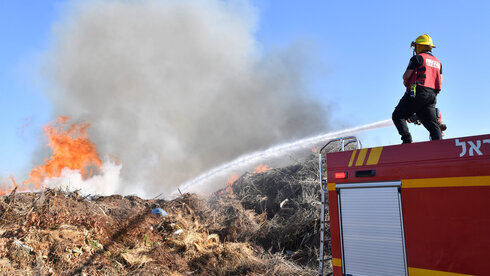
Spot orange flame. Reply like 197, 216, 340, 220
218, 164, 271, 196
253, 164, 271, 173
220, 173, 239, 195
23, 116, 102, 190
0, 177, 17, 196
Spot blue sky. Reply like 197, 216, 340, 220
2, 0, 490, 177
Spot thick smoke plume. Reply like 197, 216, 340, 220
42, 0, 330, 197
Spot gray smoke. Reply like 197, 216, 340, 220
42, 0, 330, 197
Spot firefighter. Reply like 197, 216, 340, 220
392, 34, 443, 143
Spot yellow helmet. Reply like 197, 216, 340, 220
411, 34, 436, 48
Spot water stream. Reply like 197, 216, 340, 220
176, 119, 394, 195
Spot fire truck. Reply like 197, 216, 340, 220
318, 134, 490, 276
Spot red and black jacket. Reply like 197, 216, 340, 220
408, 53, 442, 91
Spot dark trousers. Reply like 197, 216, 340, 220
392, 90, 442, 143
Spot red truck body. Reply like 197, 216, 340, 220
326, 134, 490, 275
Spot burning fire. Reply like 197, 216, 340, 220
220, 164, 272, 195
221, 173, 239, 194
253, 164, 271, 173
0, 177, 18, 196
1, 116, 103, 196
25, 116, 102, 188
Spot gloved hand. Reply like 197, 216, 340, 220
407, 114, 421, 125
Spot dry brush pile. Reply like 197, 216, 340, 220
0, 145, 347, 275
211, 154, 326, 268
0, 190, 321, 275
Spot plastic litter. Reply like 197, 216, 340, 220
173, 229, 184, 235
152, 208, 168, 217
14, 239, 33, 253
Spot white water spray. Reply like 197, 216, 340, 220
176, 119, 394, 195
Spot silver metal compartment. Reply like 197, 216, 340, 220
337, 182, 407, 276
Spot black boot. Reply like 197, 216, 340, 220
401, 134, 412, 144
